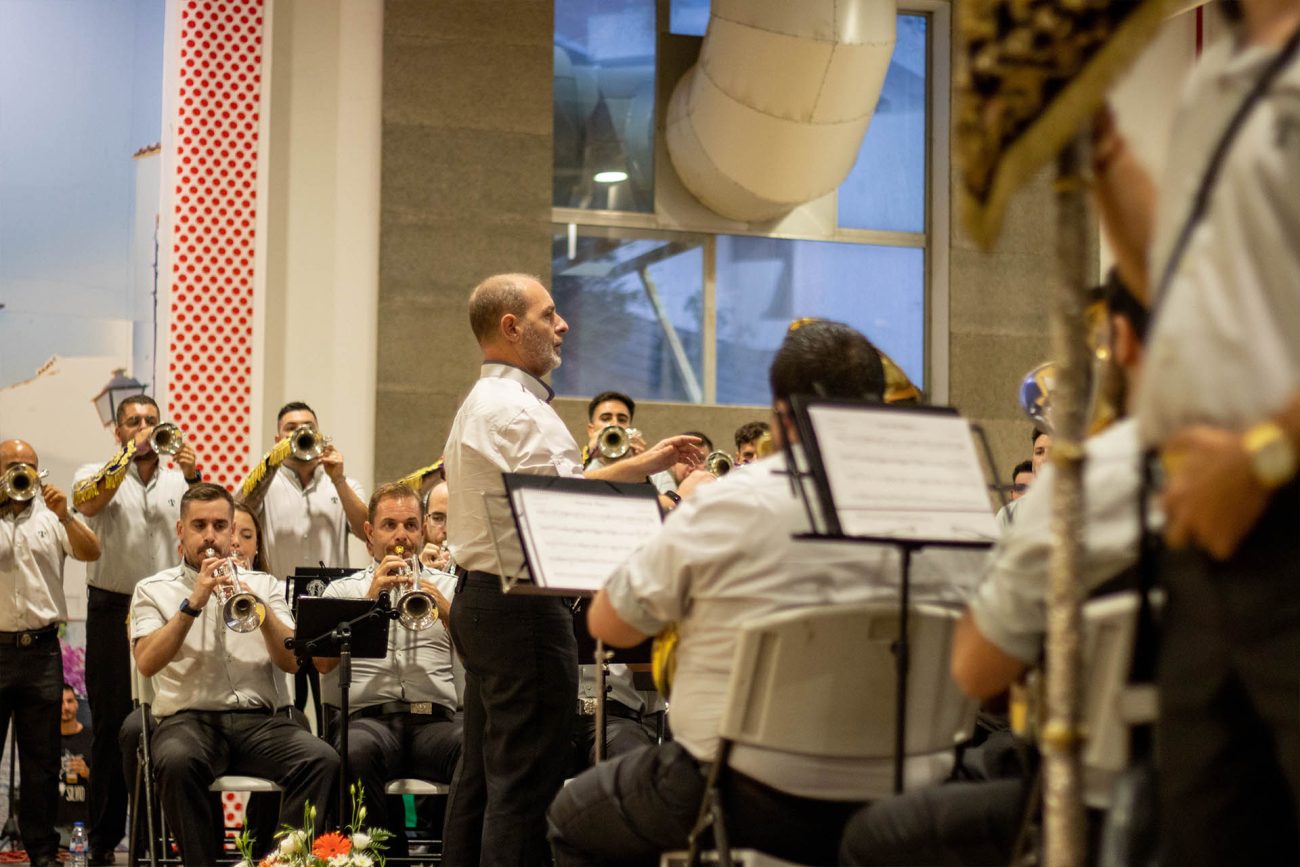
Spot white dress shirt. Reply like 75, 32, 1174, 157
0, 499, 73, 631
258, 465, 364, 579
319, 563, 458, 713
1135, 38, 1300, 445
130, 563, 294, 717
72, 461, 189, 595
969, 420, 1157, 663
603, 449, 978, 800
444, 363, 585, 575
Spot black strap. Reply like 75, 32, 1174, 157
1153, 27, 1300, 313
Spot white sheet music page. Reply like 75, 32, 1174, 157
511, 488, 663, 594
808, 404, 997, 543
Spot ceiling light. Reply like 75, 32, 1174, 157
593, 170, 628, 183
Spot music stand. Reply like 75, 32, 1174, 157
289, 597, 392, 810
787, 396, 996, 793
284, 567, 354, 726
501, 473, 664, 760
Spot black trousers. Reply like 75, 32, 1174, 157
326, 708, 461, 855
442, 574, 578, 867
151, 709, 339, 867
85, 586, 132, 854
1156, 484, 1300, 866
547, 740, 861, 867
0, 630, 62, 862
568, 705, 658, 776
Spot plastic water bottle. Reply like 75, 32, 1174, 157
70, 822, 88, 867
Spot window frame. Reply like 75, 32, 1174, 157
551, 0, 951, 405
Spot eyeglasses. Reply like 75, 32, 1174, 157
424, 513, 447, 524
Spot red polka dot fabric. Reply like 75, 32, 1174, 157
168, 0, 263, 491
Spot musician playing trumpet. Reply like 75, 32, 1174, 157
0, 439, 99, 867
315, 482, 459, 858
71, 393, 200, 862
130, 483, 337, 867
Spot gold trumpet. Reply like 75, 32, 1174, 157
390, 546, 437, 631
0, 463, 48, 503
290, 424, 330, 461
596, 425, 639, 461
704, 451, 733, 477
149, 422, 184, 456
205, 547, 266, 633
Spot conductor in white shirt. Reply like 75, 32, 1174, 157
440, 272, 701, 867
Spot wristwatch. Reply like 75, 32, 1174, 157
179, 598, 202, 618
1243, 421, 1297, 489
184, 468, 203, 485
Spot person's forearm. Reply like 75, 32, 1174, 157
260, 609, 299, 673
1091, 138, 1156, 297
134, 617, 194, 678
63, 516, 100, 562
585, 452, 655, 483
336, 481, 368, 540
235, 468, 274, 511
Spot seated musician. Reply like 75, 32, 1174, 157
315, 482, 460, 858
547, 319, 973, 867
130, 483, 337, 867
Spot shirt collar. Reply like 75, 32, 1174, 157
278, 462, 324, 491
480, 362, 555, 403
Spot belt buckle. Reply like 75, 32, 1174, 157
578, 697, 597, 717
409, 702, 433, 715
18, 633, 33, 648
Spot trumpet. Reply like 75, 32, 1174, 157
0, 463, 48, 503
705, 451, 733, 477
289, 424, 330, 461
149, 422, 184, 456
754, 431, 775, 459
205, 547, 266, 633
390, 546, 437, 631
596, 425, 639, 461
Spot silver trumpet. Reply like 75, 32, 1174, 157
0, 463, 47, 502
391, 547, 437, 631
205, 547, 266, 633
149, 422, 184, 456
705, 451, 733, 477
596, 425, 640, 461
290, 424, 330, 461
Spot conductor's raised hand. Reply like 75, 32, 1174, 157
640, 435, 704, 475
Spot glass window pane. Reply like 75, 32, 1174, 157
837, 14, 927, 233
554, 0, 656, 212
669, 0, 710, 37
551, 230, 705, 402
715, 237, 925, 406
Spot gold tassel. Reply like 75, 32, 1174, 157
72, 440, 138, 507
396, 459, 445, 492
238, 437, 294, 499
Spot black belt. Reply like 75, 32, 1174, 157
577, 698, 642, 721
352, 700, 453, 722
0, 625, 58, 648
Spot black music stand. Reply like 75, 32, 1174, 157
289, 597, 392, 810
285, 567, 354, 725
787, 396, 996, 793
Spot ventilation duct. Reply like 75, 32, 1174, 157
666, 0, 897, 223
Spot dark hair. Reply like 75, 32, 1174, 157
1100, 269, 1149, 343
1032, 427, 1049, 445
587, 390, 636, 422
468, 273, 535, 343
233, 502, 272, 574
63, 682, 76, 695
277, 401, 316, 425
1011, 460, 1034, 482
769, 320, 884, 405
367, 482, 422, 525
734, 420, 770, 449
180, 482, 233, 517
680, 430, 713, 452
117, 395, 160, 425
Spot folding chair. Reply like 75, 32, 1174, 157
670, 602, 978, 867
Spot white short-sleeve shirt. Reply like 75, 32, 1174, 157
0, 499, 73, 631
258, 465, 364, 579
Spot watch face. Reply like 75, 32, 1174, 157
305, 579, 327, 597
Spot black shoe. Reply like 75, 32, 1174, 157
89, 851, 118, 865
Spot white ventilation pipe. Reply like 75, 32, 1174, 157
666, 0, 897, 223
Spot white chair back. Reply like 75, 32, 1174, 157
717, 602, 977, 760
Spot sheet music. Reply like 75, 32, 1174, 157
807, 404, 997, 542
511, 487, 663, 594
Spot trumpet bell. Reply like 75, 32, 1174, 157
290, 424, 328, 461
704, 451, 733, 477
1018, 363, 1057, 433
150, 422, 184, 456
396, 588, 438, 631
596, 425, 635, 461
224, 592, 266, 633
1, 463, 47, 502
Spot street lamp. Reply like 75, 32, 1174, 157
91, 369, 147, 428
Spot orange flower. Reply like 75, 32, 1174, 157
312, 830, 352, 859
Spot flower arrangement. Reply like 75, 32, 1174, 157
236, 783, 391, 867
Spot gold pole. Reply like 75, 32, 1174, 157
1043, 134, 1091, 866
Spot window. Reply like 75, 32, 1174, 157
552, 3, 948, 406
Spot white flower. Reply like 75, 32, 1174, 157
352, 855, 374, 867
328, 856, 350, 867
350, 831, 371, 851
278, 830, 306, 855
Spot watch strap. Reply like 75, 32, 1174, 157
178, 598, 202, 618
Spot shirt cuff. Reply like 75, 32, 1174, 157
967, 584, 1042, 665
